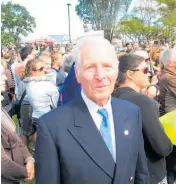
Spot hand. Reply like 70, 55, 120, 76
24, 160, 35, 181
150, 75, 158, 85
12, 94, 16, 102
146, 86, 160, 99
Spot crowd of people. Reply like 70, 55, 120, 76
1, 36, 176, 184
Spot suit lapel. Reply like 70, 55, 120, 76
67, 97, 115, 179
111, 98, 131, 183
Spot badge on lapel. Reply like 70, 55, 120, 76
124, 130, 129, 136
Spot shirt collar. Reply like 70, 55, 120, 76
81, 90, 112, 115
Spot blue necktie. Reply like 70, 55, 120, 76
98, 109, 113, 157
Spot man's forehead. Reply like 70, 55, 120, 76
80, 41, 115, 58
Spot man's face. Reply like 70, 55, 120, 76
127, 44, 132, 50
168, 60, 176, 73
133, 42, 139, 49
166, 51, 176, 73
75, 41, 118, 105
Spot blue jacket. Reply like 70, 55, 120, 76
59, 62, 81, 105
35, 96, 149, 184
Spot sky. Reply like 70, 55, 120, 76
2, 0, 85, 41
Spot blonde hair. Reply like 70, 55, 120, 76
50, 51, 62, 66
20, 59, 41, 79
37, 52, 51, 64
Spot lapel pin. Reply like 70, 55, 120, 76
124, 130, 129, 136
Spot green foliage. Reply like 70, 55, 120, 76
1, 2, 36, 46
156, 0, 176, 42
1, 30, 14, 47
115, 0, 176, 42
117, 17, 144, 40
75, 0, 133, 41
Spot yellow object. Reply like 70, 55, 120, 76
159, 110, 176, 145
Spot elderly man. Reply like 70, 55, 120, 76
159, 48, 176, 115
35, 37, 149, 184
159, 48, 176, 184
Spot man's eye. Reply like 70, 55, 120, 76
87, 66, 93, 69
104, 65, 112, 68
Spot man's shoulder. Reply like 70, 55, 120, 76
112, 97, 141, 127
112, 97, 140, 112
42, 102, 73, 120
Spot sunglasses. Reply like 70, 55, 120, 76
33, 66, 44, 72
130, 67, 149, 74
145, 58, 150, 62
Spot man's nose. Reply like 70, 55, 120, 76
95, 67, 105, 80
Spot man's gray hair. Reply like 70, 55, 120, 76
71, 37, 115, 70
159, 48, 176, 67
63, 53, 73, 73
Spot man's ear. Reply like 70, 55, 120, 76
74, 66, 81, 83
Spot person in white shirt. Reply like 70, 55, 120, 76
23, 59, 59, 141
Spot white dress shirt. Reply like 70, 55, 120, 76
81, 90, 116, 162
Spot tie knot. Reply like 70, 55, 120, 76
98, 109, 108, 120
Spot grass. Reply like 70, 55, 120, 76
12, 115, 36, 184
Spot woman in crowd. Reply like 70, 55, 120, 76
1, 66, 34, 184
13, 46, 35, 146
23, 59, 59, 134
113, 54, 173, 184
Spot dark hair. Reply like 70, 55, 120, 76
117, 54, 144, 85
126, 43, 130, 47
154, 41, 159, 45
20, 46, 33, 61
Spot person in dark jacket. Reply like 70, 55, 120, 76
51, 51, 66, 87
1, 68, 35, 184
35, 37, 149, 184
159, 48, 176, 184
58, 62, 81, 105
159, 48, 176, 116
113, 54, 173, 184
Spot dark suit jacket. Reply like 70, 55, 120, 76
59, 62, 81, 105
113, 87, 173, 183
35, 96, 149, 184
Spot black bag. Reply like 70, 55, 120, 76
12, 90, 26, 119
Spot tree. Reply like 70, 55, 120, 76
157, 0, 176, 43
132, 0, 159, 26
115, 17, 144, 41
1, 31, 14, 47
75, 0, 132, 41
1, 2, 36, 46
115, 0, 176, 42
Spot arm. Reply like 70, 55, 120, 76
35, 117, 60, 183
134, 109, 150, 184
46, 82, 59, 108
138, 97, 173, 157
15, 134, 32, 161
1, 145, 27, 181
